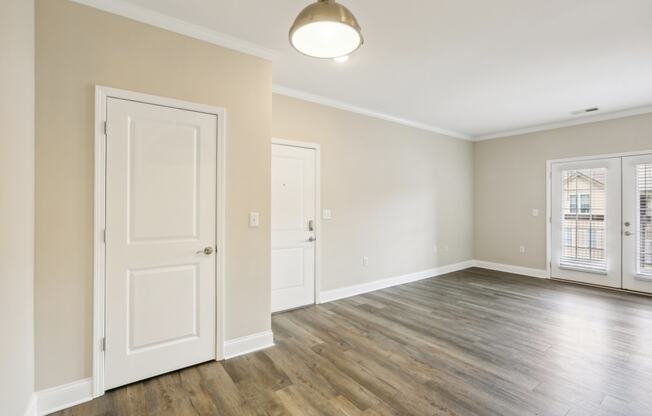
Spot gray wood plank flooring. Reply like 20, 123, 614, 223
53, 267, 652, 416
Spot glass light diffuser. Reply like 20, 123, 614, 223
290, 0, 363, 59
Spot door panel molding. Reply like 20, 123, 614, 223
271, 138, 321, 309
94, 86, 226, 398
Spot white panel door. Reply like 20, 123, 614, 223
551, 158, 621, 288
622, 154, 652, 294
105, 98, 217, 390
271, 144, 316, 312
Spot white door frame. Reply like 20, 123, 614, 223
93, 86, 226, 397
271, 138, 322, 306
546, 149, 652, 282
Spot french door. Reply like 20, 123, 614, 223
622, 154, 652, 293
551, 154, 652, 294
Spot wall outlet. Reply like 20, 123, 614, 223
532, 209, 539, 217
362, 256, 369, 266
519, 245, 526, 254
322, 209, 332, 220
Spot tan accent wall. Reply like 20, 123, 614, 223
35, 0, 272, 389
273, 94, 474, 291
474, 113, 652, 270
0, 0, 35, 413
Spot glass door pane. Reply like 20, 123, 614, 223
551, 158, 621, 288
622, 155, 652, 294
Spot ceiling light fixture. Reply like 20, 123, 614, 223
289, 0, 363, 59
333, 55, 349, 63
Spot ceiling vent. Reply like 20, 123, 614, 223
571, 107, 600, 115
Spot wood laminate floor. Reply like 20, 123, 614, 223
53, 268, 652, 416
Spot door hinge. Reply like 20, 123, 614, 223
102, 229, 106, 243
103, 121, 108, 136
100, 337, 106, 352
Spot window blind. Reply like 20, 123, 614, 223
637, 164, 652, 275
560, 168, 607, 272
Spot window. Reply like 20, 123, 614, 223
569, 193, 590, 214
580, 194, 590, 213
560, 168, 606, 272
637, 163, 652, 275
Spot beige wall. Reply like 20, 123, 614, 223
0, 0, 35, 414
474, 113, 652, 270
35, 0, 271, 389
273, 94, 474, 291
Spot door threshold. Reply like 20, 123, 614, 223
550, 277, 652, 298
272, 303, 316, 315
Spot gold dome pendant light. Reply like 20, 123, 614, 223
289, 0, 363, 59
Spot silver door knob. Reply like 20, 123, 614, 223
624, 231, 632, 236
197, 247, 214, 255
307, 236, 316, 242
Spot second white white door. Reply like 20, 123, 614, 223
271, 143, 316, 312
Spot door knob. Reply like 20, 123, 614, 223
197, 247, 214, 255
624, 231, 632, 236
307, 236, 316, 242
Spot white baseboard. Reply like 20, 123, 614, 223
319, 260, 474, 303
223, 331, 275, 359
23, 394, 37, 416
36, 378, 93, 416
472, 260, 549, 279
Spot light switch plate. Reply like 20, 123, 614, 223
323, 209, 332, 220
249, 212, 260, 227
532, 209, 539, 217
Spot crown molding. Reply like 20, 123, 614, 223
473, 105, 652, 141
65, 0, 652, 143
272, 85, 471, 140
67, 0, 278, 61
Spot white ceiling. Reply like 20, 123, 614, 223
78, 0, 652, 139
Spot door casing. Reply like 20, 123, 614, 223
271, 138, 322, 309
546, 149, 652, 294
93, 86, 226, 397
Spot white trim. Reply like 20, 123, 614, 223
472, 260, 549, 279
67, 0, 276, 61
319, 260, 474, 303
60, 1, 652, 143
474, 105, 652, 141
272, 85, 471, 141
223, 331, 275, 359
271, 138, 322, 305
36, 378, 93, 416
547, 149, 652, 165
93, 86, 226, 398
546, 161, 552, 279
23, 394, 37, 416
